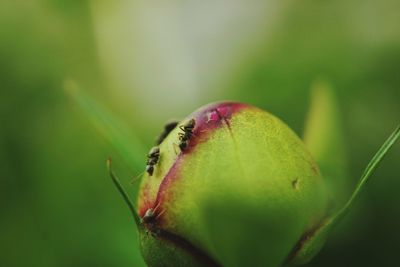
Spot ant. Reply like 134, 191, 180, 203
145, 146, 160, 176
177, 119, 196, 151
141, 202, 164, 235
155, 120, 179, 145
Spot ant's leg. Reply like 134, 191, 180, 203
173, 143, 181, 155
153, 201, 161, 213
155, 209, 165, 220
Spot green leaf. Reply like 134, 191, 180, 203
332, 124, 400, 223
65, 80, 146, 171
66, 82, 146, 266
303, 80, 349, 206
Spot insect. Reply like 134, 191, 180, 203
142, 208, 156, 224
177, 119, 196, 151
145, 146, 160, 176
141, 203, 164, 235
155, 120, 179, 145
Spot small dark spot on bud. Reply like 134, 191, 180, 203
292, 178, 299, 190
310, 164, 318, 175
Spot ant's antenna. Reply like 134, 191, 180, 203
131, 172, 144, 185
107, 158, 142, 229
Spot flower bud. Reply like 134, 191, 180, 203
137, 102, 330, 267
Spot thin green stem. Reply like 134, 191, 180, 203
107, 158, 142, 228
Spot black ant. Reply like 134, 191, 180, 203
145, 146, 160, 176
155, 120, 179, 145
130, 146, 160, 184
177, 119, 196, 151
141, 202, 164, 235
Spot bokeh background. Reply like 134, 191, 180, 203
1, 1, 399, 267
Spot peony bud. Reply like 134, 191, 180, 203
136, 102, 331, 267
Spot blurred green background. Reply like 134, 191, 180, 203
1, 1, 399, 266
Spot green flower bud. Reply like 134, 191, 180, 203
136, 102, 331, 267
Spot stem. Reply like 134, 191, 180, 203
107, 158, 142, 228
